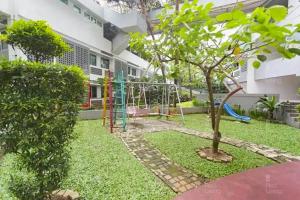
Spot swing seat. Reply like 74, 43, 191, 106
135, 108, 150, 117
127, 106, 137, 116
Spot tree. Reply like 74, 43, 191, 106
0, 19, 70, 62
257, 96, 278, 120
0, 60, 86, 199
130, 0, 300, 154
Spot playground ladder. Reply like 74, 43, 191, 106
112, 71, 127, 132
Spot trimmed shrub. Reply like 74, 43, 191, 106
192, 98, 208, 107
0, 59, 86, 200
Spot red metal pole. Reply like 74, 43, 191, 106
108, 71, 114, 133
88, 82, 91, 109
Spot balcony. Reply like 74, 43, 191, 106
254, 56, 300, 80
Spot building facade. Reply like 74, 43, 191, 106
0, 0, 149, 107
230, 0, 300, 101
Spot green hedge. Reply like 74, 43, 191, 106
0, 59, 86, 200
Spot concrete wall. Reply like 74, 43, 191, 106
247, 60, 300, 101
79, 107, 209, 120
196, 93, 280, 111
118, 50, 149, 69
254, 57, 300, 80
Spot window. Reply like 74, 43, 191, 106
84, 12, 91, 20
101, 57, 110, 69
127, 67, 131, 75
132, 68, 137, 76
90, 54, 97, 66
0, 41, 7, 51
90, 67, 102, 75
91, 85, 97, 98
73, 5, 81, 14
0, 31, 7, 51
60, 0, 68, 5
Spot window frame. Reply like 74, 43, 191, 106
90, 54, 97, 66
127, 66, 131, 75
132, 68, 137, 76
101, 57, 110, 69
91, 85, 98, 99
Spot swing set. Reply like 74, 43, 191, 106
102, 71, 184, 133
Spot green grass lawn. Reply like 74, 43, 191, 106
175, 114, 300, 155
145, 131, 274, 180
0, 120, 175, 200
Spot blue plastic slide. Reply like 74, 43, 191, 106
223, 103, 251, 122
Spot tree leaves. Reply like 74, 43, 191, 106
288, 48, 300, 55
267, 5, 288, 22
216, 12, 232, 22
252, 60, 261, 69
277, 46, 295, 59
257, 55, 267, 62
3, 19, 70, 62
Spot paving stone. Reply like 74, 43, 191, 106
118, 119, 205, 193
164, 175, 172, 180
180, 180, 187, 185
117, 118, 300, 194
174, 182, 181, 188
179, 187, 187, 192
174, 126, 300, 163
169, 178, 176, 184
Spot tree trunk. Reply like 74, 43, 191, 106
205, 73, 215, 130
188, 63, 193, 99
139, 0, 166, 83
213, 86, 243, 153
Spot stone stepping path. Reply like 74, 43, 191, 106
174, 127, 300, 163
116, 118, 300, 194
120, 133, 205, 193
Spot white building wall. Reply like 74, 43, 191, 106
243, 0, 300, 101
0, 0, 150, 75
246, 58, 300, 101
12, 0, 111, 53
118, 50, 149, 69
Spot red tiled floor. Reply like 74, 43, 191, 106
175, 161, 300, 200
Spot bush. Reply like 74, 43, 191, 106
192, 98, 208, 107
0, 60, 86, 200
249, 109, 268, 121
232, 104, 246, 116
179, 90, 193, 102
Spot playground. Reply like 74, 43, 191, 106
1, 69, 300, 200
1, 0, 300, 199
70, 72, 300, 196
